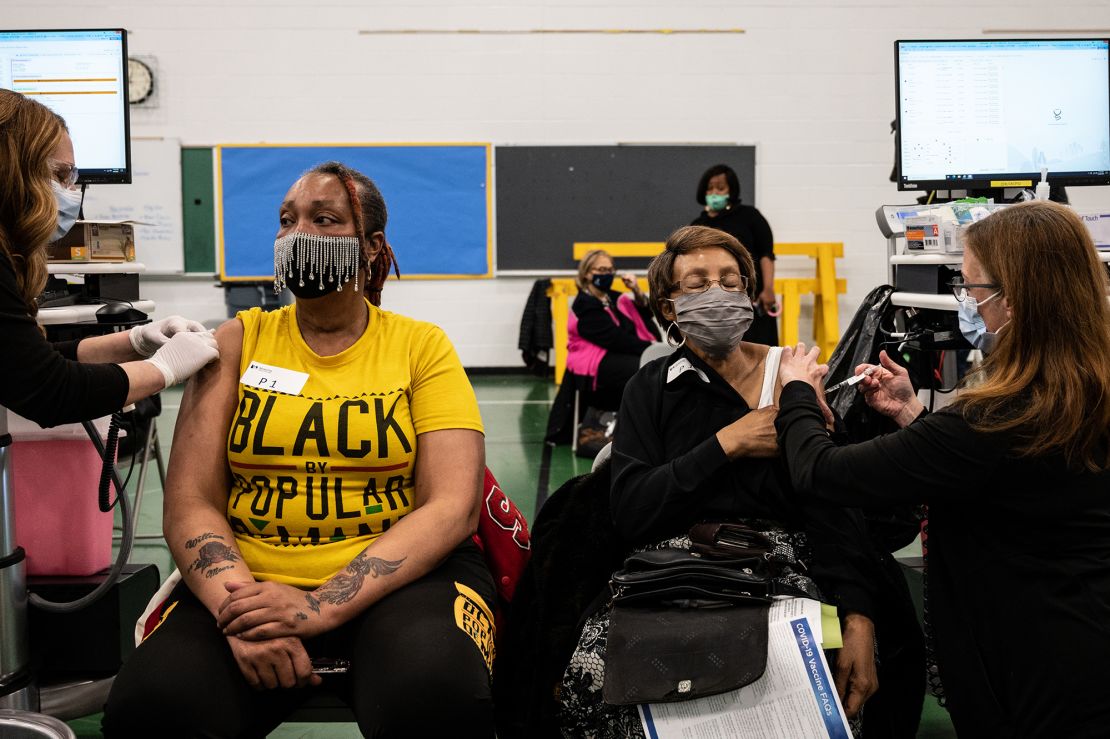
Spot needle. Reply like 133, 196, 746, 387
824, 366, 877, 396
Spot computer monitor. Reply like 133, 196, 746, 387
895, 39, 1110, 192
0, 28, 131, 184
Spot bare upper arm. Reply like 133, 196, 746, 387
163, 319, 244, 524
412, 428, 485, 514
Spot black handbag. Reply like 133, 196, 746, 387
602, 549, 772, 706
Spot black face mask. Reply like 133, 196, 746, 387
274, 232, 362, 299
591, 273, 615, 291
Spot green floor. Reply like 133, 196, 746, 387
64, 373, 955, 737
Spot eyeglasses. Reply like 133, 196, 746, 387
590, 267, 615, 275
49, 160, 79, 189
947, 277, 1000, 302
672, 273, 748, 294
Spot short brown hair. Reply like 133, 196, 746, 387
0, 90, 67, 318
956, 200, 1110, 471
646, 225, 756, 326
575, 249, 611, 293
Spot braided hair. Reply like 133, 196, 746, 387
305, 161, 400, 306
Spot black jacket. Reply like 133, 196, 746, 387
777, 381, 1110, 739
0, 252, 127, 426
611, 347, 880, 619
517, 278, 553, 375
571, 289, 657, 356
493, 463, 625, 738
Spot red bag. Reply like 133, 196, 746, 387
473, 468, 532, 638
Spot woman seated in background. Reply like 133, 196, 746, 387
559, 226, 879, 736
566, 249, 660, 409
104, 162, 496, 738
775, 200, 1110, 738
691, 163, 778, 346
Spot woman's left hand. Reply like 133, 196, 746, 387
779, 343, 828, 388
217, 580, 331, 641
129, 315, 207, 358
835, 613, 879, 719
620, 272, 640, 293
779, 343, 835, 427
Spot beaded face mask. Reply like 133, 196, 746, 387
273, 232, 362, 298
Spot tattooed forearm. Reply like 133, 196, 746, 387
205, 565, 235, 579
184, 532, 221, 549
315, 553, 406, 607
186, 541, 241, 576
305, 594, 321, 614
295, 612, 308, 621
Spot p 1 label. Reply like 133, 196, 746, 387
240, 362, 309, 396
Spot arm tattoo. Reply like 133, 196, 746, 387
186, 541, 241, 577
296, 612, 308, 621
184, 532, 221, 549
305, 594, 321, 614
205, 565, 235, 579
316, 552, 406, 607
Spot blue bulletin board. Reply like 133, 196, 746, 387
216, 144, 492, 280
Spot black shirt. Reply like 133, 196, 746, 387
571, 290, 657, 356
0, 252, 128, 427
691, 204, 775, 294
610, 348, 879, 618
776, 380, 1110, 738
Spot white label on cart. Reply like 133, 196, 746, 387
239, 362, 309, 395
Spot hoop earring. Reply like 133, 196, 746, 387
665, 322, 686, 349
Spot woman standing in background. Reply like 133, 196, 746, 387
691, 163, 779, 346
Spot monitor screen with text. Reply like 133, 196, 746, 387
0, 29, 131, 184
896, 39, 1110, 190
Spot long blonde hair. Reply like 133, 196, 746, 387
956, 201, 1110, 472
0, 90, 67, 318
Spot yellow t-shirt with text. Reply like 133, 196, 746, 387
227, 301, 483, 587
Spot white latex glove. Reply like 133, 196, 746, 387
145, 331, 219, 387
129, 315, 208, 358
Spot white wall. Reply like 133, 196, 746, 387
12, 0, 1110, 365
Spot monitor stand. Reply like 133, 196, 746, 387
0, 410, 34, 711
918, 185, 1068, 205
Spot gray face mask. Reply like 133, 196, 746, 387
669, 287, 754, 358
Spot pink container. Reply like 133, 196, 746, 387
10, 439, 114, 576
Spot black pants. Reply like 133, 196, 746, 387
861, 552, 926, 739
103, 545, 496, 738
593, 350, 641, 411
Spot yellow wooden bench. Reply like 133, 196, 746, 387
773, 242, 846, 361
548, 241, 844, 384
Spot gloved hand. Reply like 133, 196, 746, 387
145, 331, 219, 388
129, 315, 208, 358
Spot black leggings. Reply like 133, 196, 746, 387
103, 544, 496, 738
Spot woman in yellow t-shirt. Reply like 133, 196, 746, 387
104, 163, 495, 738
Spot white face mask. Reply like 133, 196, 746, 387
51, 180, 83, 243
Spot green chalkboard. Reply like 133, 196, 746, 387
181, 147, 216, 273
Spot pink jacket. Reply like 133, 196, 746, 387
566, 293, 656, 389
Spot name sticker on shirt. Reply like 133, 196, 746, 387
240, 361, 309, 396
666, 357, 710, 384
